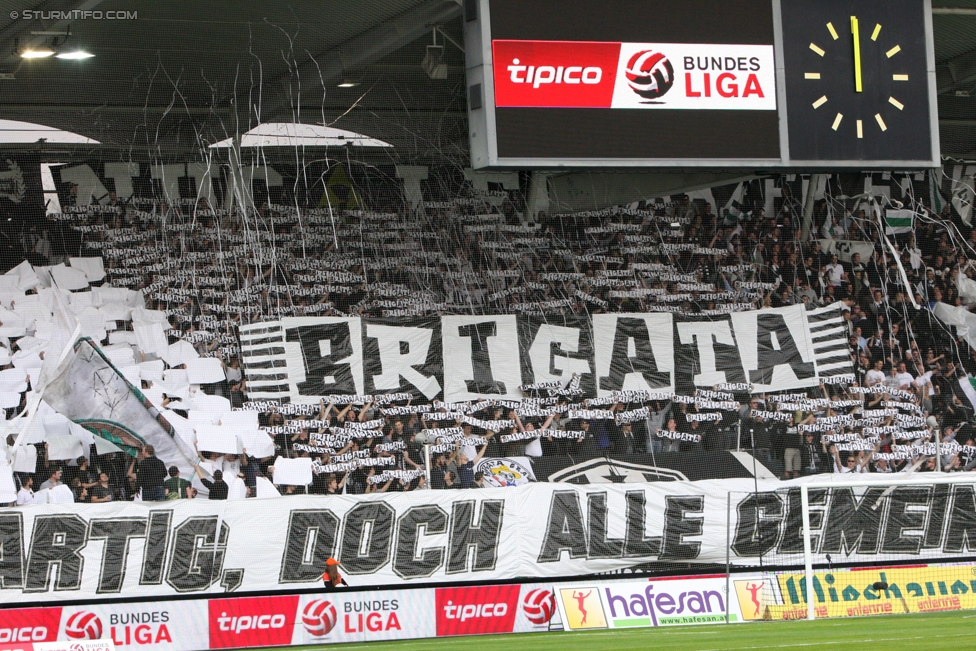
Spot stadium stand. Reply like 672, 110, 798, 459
7, 4, 976, 647
4, 170, 976, 505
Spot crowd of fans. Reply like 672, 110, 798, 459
9, 175, 976, 505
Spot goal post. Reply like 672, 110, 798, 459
800, 474, 976, 621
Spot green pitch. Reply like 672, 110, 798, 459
276, 610, 975, 651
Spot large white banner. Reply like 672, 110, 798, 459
2, 476, 973, 605
244, 303, 849, 404
818, 239, 875, 264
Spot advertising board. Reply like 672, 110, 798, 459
735, 564, 976, 620
554, 575, 742, 630
3, 564, 976, 650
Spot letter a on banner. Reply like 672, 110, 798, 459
593, 314, 674, 396
730, 305, 817, 393
442, 316, 522, 402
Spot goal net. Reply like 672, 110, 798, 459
728, 475, 976, 622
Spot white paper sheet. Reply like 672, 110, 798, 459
186, 357, 225, 384
272, 456, 313, 486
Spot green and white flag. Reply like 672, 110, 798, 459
42, 337, 199, 477
722, 183, 751, 224
884, 209, 914, 234
950, 164, 976, 226
960, 376, 976, 412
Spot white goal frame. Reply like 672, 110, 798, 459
800, 474, 976, 620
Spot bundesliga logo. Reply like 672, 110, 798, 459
65, 612, 103, 640
522, 589, 556, 625
302, 600, 338, 637
625, 50, 675, 100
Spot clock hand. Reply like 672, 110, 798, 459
851, 16, 863, 92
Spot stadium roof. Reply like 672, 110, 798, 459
0, 0, 975, 162
0, 118, 98, 143
0, 0, 464, 162
208, 123, 393, 149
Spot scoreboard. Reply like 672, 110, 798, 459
463, 0, 939, 169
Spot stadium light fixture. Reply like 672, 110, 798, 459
337, 80, 359, 88
56, 50, 94, 60
423, 45, 448, 79
21, 48, 55, 58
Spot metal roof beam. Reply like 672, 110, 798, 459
261, 0, 462, 120
933, 7, 976, 15
938, 47, 976, 93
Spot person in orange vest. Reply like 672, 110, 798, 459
322, 558, 348, 591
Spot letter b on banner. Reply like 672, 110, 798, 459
286, 323, 356, 395
282, 317, 365, 397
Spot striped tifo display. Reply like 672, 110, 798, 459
238, 302, 854, 405
238, 321, 290, 400
807, 304, 856, 378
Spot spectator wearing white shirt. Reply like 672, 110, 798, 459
824, 255, 846, 288
226, 358, 243, 385
831, 445, 871, 474
821, 216, 846, 240
514, 413, 554, 459
894, 362, 915, 390
16, 476, 34, 506
915, 370, 936, 398
459, 424, 478, 461
865, 359, 886, 387
830, 445, 854, 473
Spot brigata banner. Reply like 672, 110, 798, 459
2, 476, 976, 605
492, 40, 776, 110
241, 303, 852, 403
